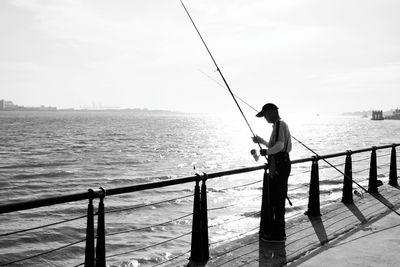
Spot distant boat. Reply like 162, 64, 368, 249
362, 114, 368, 118
371, 110, 384, 120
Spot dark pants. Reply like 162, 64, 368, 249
260, 152, 291, 237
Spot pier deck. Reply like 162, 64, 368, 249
180, 184, 400, 266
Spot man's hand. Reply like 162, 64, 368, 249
252, 135, 265, 144
260, 149, 268, 156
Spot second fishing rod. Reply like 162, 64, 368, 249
180, 1, 400, 217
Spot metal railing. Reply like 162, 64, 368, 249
0, 143, 398, 266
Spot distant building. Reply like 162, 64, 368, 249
0, 99, 57, 111
0, 99, 16, 110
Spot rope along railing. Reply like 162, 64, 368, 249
0, 144, 398, 266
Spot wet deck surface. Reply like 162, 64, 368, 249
175, 184, 400, 266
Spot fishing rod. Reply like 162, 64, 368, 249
180, 0, 261, 152
181, 1, 289, 209
180, 2, 400, 216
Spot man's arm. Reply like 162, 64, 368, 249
265, 141, 284, 155
252, 135, 269, 147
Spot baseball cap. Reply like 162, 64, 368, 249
256, 103, 278, 117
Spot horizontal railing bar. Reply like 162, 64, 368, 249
0, 191, 92, 215
291, 144, 397, 163
0, 143, 398, 215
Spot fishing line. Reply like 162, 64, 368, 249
201, 68, 400, 216
180, 1, 400, 216
198, 69, 257, 113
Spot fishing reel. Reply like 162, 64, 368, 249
250, 148, 269, 161
250, 149, 259, 161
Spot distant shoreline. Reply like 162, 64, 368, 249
0, 99, 184, 113
341, 109, 396, 116
0, 108, 186, 114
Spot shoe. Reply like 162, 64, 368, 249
261, 234, 286, 243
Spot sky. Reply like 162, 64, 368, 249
1, 0, 400, 115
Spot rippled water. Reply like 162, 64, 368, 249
0, 111, 399, 266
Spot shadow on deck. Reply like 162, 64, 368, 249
178, 184, 400, 266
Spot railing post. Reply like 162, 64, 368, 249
368, 147, 378, 193
189, 177, 204, 263
200, 174, 209, 261
95, 188, 106, 267
85, 189, 95, 267
389, 144, 398, 186
189, 173, 209, 265
342, 151, 353, 203
305, 157, 321, 216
